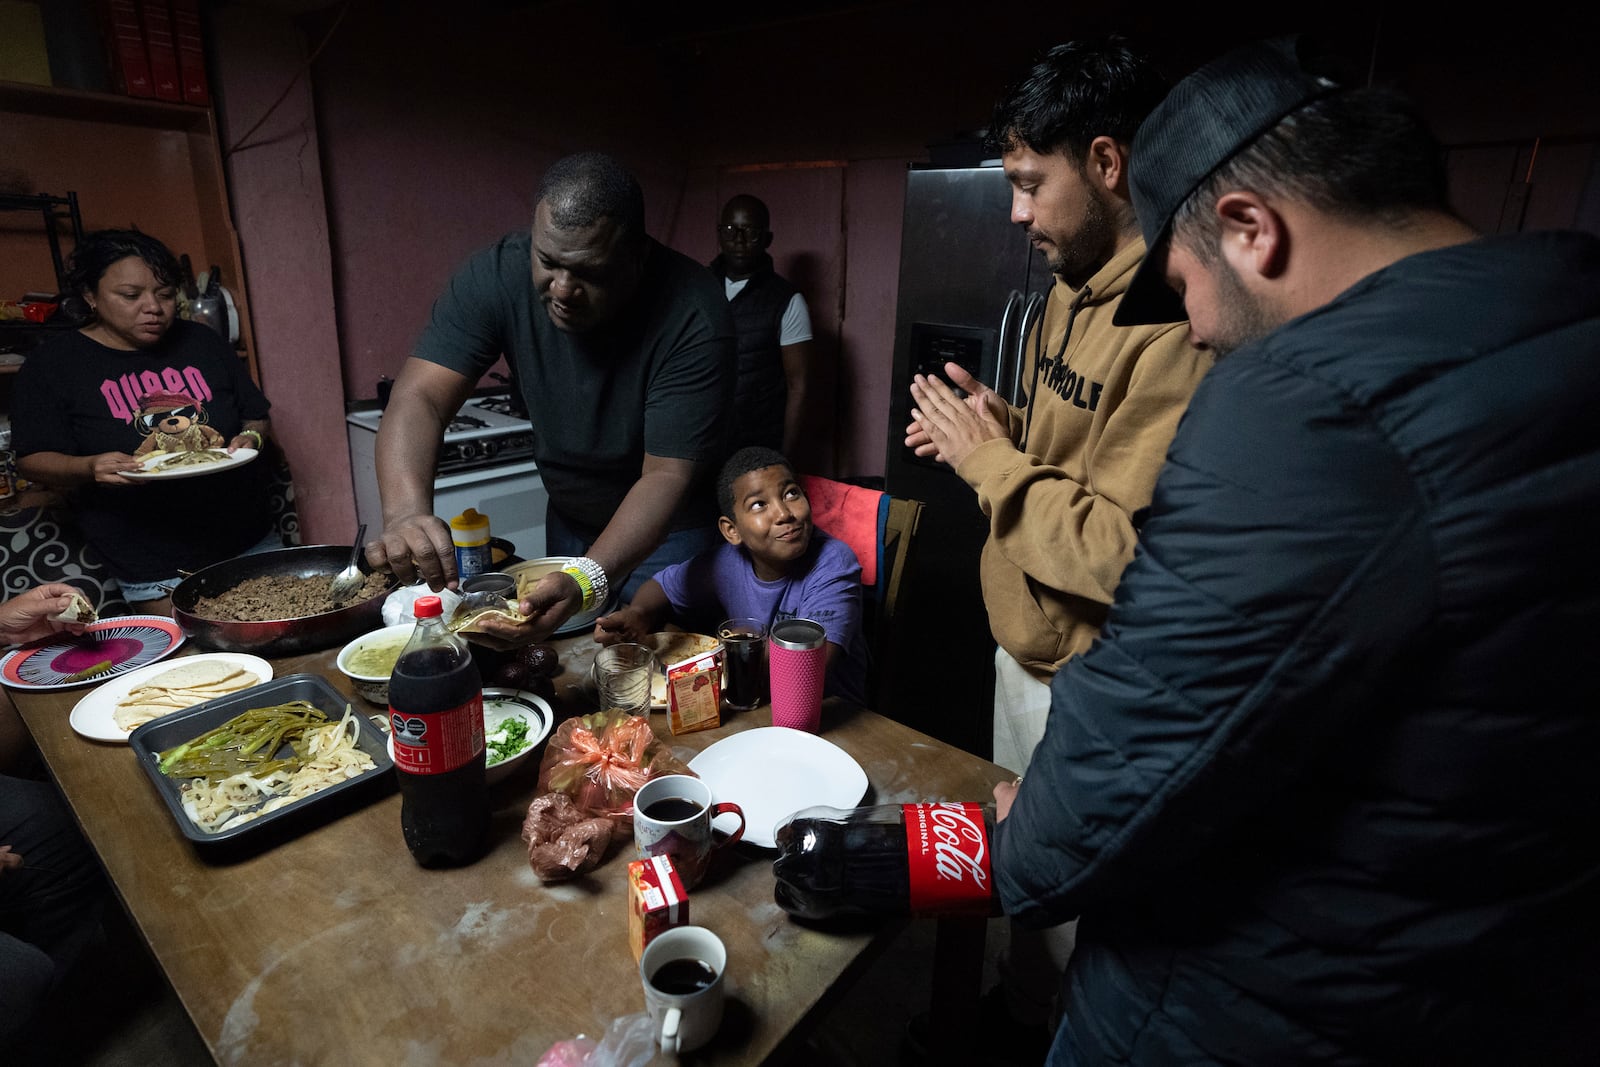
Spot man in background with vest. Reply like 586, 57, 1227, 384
710, 195, 815, 458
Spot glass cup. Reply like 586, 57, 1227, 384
594, 642, 655, 717
716, 618, 768, 711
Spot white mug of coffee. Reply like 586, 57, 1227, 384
633, 773, 745, 889
640, 925, 727, 1053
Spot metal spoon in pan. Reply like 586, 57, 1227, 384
328, 523, 369, 603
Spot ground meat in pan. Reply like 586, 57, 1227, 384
190, 572, 390, 622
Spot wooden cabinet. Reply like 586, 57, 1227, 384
0, 78, 257, 382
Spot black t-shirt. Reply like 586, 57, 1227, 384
11, 321, 274, 581
413, 232, 736, 531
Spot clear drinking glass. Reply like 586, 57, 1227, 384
594, 642, 655, 717
717, 618, 768, 711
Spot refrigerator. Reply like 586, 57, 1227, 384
880, 163, 1052, 759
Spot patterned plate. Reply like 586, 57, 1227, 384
0, 615, 186, 691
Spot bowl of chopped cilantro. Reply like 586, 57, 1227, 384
483, 687, 552, 784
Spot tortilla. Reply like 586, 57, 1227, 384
447, 603, 530, 636
140, 661, 250, 691
649, 632, 721, 666
53, 591, 98, 625
113, 661, 260, 731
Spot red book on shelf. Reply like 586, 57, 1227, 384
168, 0, 210, 106
100, 0, 155, 98
136, 0, 183, 102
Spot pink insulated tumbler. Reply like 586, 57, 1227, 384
768, 618, 827, 732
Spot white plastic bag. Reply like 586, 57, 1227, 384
536, 1013, 657, 1067
381, 581, 462, 628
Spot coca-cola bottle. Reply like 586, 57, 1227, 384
771, 803, 1001, 920
389, 594, 489, 867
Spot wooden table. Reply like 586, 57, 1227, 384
8, 633, 1008, 1065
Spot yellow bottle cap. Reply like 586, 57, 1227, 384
450, 508, 490, 542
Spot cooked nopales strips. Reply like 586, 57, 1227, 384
113, 660, 259, 731
172, 704, 375, 834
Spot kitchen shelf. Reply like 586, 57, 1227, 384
0, 78, 259, 389
0, 79, 214, 133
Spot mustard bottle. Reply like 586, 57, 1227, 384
450, 507, 492, 578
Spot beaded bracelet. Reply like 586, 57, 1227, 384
239, 429, 264, 449
560, 556, 609, 612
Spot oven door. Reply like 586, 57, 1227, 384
433, 460, 547, 562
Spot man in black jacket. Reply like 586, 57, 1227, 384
710, 195, 815, 459
994, 36, 1600, 1065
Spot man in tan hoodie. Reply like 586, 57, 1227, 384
905, 36, 1212, 1058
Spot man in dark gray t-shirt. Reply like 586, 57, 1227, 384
366, 152, 735, 645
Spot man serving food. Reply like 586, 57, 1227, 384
367, 153, 736, 646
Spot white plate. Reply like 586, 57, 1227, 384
123, 446, 258, 480
688, 727, 869, 849
69, 652, 274, 743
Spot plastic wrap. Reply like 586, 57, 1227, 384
535, 708, 695, 825
536, 1012, 657, 1067
382, 582, 462, 628
520, 792, 616, 882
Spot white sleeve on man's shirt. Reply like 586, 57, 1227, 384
780, 292, 813, 346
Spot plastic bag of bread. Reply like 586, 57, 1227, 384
520, 792, 616, 882
535, 708, 695, 828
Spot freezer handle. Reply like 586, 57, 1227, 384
994, 289, 1023, 399
1012, 291, 1047, 404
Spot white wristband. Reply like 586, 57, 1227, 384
562, 556, 609, 612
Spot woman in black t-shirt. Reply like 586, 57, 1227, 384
11, 230, 276, 616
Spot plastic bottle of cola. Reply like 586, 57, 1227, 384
389, 594, 489, 867
771, 803, 1001, 920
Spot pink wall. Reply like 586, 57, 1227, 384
206, 3, 1596, 543
211, 7, 353, 544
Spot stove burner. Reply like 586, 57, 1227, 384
472, 395, 521, 417
448, 413, 489, 433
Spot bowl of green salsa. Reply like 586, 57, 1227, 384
335, 623, 413, 705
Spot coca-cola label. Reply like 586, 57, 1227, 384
903, 802, 992, 915
390, 694, 485, 775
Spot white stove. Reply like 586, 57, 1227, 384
346, 393, 547, 560
345, 394, 536, 475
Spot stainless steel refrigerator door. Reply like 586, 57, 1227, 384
879, 165, 1048, 757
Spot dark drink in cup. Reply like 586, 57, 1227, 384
717, 618, 767, 710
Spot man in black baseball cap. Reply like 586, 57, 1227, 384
992, 35, 1600, 1065
1113, 35, 1341, 328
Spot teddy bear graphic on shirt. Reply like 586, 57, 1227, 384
132, 390, 225, 456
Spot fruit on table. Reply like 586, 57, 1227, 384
489, 644, 560, 691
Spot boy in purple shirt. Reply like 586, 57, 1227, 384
594, 446, 868, 705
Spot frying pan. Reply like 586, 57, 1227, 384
171, 545, 399, 657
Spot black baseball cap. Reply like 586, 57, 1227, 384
1115, 36, 1341, 326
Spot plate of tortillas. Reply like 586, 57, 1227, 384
69, 653, 273, 743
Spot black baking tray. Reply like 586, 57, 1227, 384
129, 672, 394, 852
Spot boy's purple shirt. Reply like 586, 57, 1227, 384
651, 529, 869, 705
